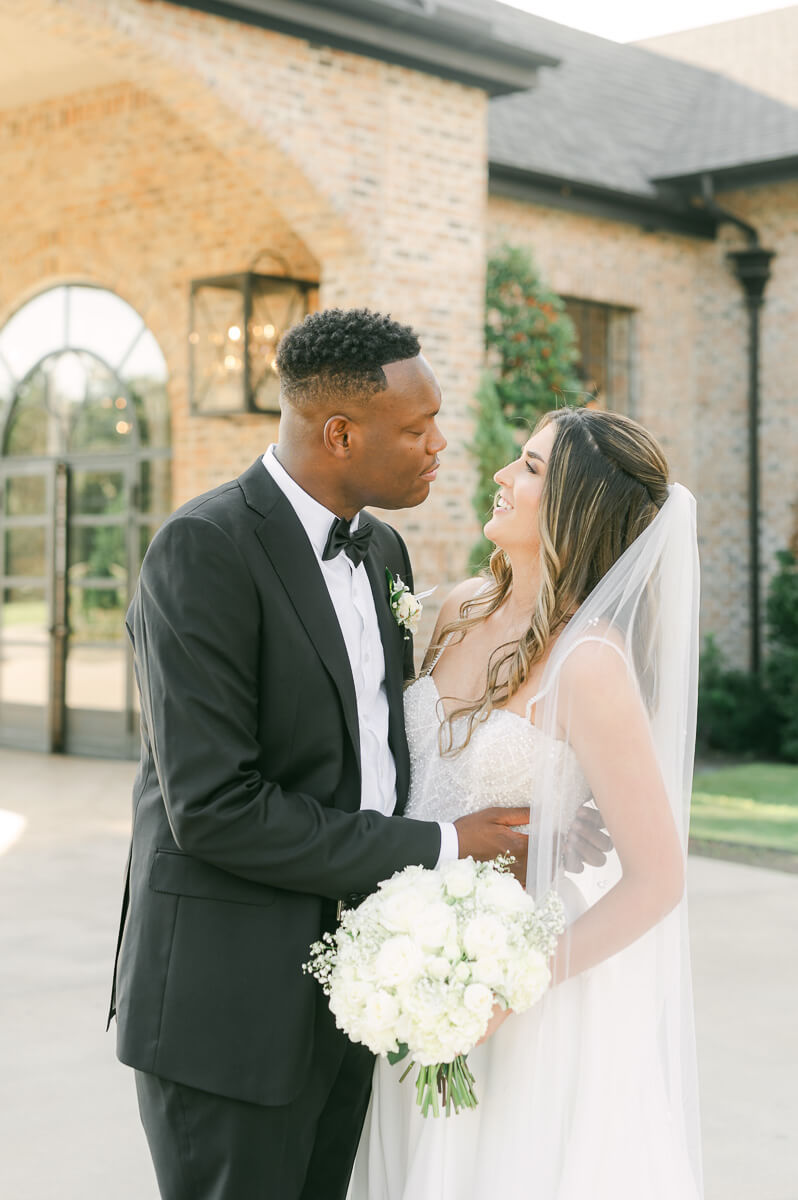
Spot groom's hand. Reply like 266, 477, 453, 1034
453, 807, 530, 883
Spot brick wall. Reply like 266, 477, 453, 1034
488, 188, 798, 665
4, 0, 489, 631
3, 0, 794, 673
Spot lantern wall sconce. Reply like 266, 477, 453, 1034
188, 265, 317, 416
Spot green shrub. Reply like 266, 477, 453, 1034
469, 245, 581, 566
699, 549, 798, 761
697, 635, 781, 757
765, 550, 798, 762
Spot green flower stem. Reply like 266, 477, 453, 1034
407, 1056, 479, 1118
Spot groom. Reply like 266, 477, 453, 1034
108, 308, 542, 1200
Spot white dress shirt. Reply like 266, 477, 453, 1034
262, 448, 457, 867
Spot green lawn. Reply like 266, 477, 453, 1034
691, 763, 798, 853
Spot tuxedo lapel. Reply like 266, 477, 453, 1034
363, 538, 403, 712
361, 519, 410, 811
239, 461, 361, 775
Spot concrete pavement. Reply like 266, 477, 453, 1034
1, 747, 796, 1199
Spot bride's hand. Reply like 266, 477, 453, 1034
476, 1001, 512, 1046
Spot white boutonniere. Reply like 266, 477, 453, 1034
385, 568, 435, 639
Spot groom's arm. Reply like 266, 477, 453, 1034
131, 513, 442, 901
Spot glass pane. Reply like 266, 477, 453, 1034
66, 644, 125, 711
139, 460, 171, 515
68, 525, 126, 583
0, 355, 13, 401
1, 586, 48, 642
68, 286, 144, 368
130, 381, 169, 449
0, 287, 67, 379
48, 348, 88, 407
4, 366, 50, 457
72, 469, 125, 516
0, 356, 13, 433
190, 285, 246, 414
69, 583, 126, 643
4, 527, 46, 578
0, 642, 48, 706
69, 357, 135, 452
119, 328, 167, 385
5, 474, 48, 517
250, 282, 308, 413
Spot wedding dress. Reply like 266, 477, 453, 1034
349, 486, 703, 1200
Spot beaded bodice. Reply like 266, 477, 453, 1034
403, 674, 591, 826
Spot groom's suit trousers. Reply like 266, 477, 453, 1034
135, 983, 373, 1200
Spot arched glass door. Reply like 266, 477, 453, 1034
0, 285, 171, 757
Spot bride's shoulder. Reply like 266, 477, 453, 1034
436, 576, 488, 624
420, 577, 487, 674
557, 626, 631, 693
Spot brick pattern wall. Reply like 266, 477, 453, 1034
0, 81, 315, 500
5, 0, 489, 644
4, 0, 794, 673
488, 189, 798, 666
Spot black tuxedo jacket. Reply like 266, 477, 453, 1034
109, 459, 440, 1106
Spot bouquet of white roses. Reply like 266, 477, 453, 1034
303, 856, 565, 1117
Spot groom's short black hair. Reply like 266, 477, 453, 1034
276, 307, 421, 409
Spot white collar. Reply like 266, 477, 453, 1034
262, 445, 360, 560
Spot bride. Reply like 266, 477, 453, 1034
348, 406, 703, 1199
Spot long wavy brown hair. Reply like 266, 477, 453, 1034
433, 406, 670, 754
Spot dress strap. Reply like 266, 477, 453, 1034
423, 632, 453, 676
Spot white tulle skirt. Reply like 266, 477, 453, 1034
347, 954, 701, 1200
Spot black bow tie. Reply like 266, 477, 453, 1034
322, 517, 373, 568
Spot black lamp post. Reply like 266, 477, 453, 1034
189, 270, 316, 416
728, 247, 775, 675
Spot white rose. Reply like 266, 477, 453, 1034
379, 884, 444, 939
364, 989, 400, 1031
454, 961, 472, 984
426, 954, 451, 980
505, 950, 550, 1010
378, 889, 422, 933
442, 858, 477, 899
409, 901, 457, 951
478, 872, 532, 913
463, 983, 495, 1022
442, 937, 462, 963
463, 915, 508, 960
329, 978, 370, 1011
470, 954, 504, 988
374, 935, 423, 987
396, 592, 413, 620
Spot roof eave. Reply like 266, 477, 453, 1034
163, 0, 558, 96
653, 154, 798, 193
489, 163, 718, 239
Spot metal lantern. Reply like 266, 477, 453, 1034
188, 271, 316, 416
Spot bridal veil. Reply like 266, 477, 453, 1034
523, 481, 703, 1198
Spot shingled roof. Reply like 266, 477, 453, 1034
170, 0, 798, 219
467, 1, 798, 201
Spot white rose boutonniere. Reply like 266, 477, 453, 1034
385, 569, 434, 639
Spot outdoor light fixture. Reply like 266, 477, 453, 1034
188, 262, 316, 416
